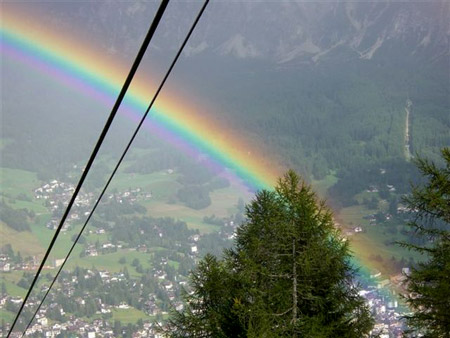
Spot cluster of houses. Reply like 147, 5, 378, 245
34, 179, 92, 231
9, 318, 164, 337
84, 242, 123, 258
347, 204, 417, 236
34, 179, 152, 232
0, 253, 41, 272
106, 187, 152, 205
362, 272, 409, 338
1, 228, 203, 335
2, 265, 410, 338
2, 266, 179, 337
0, 254, 13, 273
366, 183, 397, 194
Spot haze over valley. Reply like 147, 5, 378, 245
1, 1, 449, 336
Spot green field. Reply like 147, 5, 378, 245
338, 204, 422, 275
311, 172, 338, 199
141, 182, 246, 233
3, 198, 48, 214
0, 272, 27, 297
0, 309, 15, 323
168, 260, 180, 269
66, 249, 153, 277
111, 308, 151, 324
111, 170, 181, 199
1, 221, 44, 257
28, 215, 82, 259
0, 168, 41, 200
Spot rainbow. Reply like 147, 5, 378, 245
1, 6, 404, 289
1, 5, 281, 191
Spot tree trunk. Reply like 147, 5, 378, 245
292, 238, 297, 337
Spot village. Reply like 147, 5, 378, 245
33, 179, 152, 232
1, 178, 410, 337
1, 264, 409, 337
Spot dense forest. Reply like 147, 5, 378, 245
178, 56, 449, 185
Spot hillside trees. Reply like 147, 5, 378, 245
0, 200, 31, 231
165, 170, 373, 337
400, 147, 450, 337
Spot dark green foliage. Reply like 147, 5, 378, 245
177, 164, 215, 186
96, 199, 146, 222
0, 201, 31, 231
329, 159, 421, 208
17, 272, 34, 290
203, 214, 225, 226
399, 148, 450, 337
177, 185, 211, 210
166, 254, 245, 338
110, 215, 197, 251
165, 171, 374, 337
198, 232, 232, 257
71, 234, 86, 244
182, 56, 448, 183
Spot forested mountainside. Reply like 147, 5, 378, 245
3, 1, 448, 183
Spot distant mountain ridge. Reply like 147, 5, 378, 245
40, 1, 450, 65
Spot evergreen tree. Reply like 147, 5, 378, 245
165, 171, 373, 337
399, 148, 450, 337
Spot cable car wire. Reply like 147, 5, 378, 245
20, 0, 210, 335
7, 0, 170, 335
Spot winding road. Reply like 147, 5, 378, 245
404, 99, 412, 161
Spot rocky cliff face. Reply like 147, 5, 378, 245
45, 1, 449, 65
194, 1, 450, 64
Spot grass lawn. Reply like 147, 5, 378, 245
142, 182, 247, 234
0, 167, 41, 200
205, 185, 246, 216
28, 215, 118, 261
179, 216, 219, 234
0, 222, 44, 257
111, 308, 150, 324
311, 172, 338, 198
84, 232, 109, 245
337, 205, 371, 227
0, 270, 56, 298
3, 198, 48, 214
110, 171, 181, 198
28, 215, 79, 259
168, 260, 179, 269
0, 309, 15, 323
1, 270, 24, 284
66, 249, 152, 277
0, 272, 27, 297
143, 201, 220, 234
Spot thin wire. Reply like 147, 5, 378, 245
7, 1, 170, 336
21, 1, 210, 336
